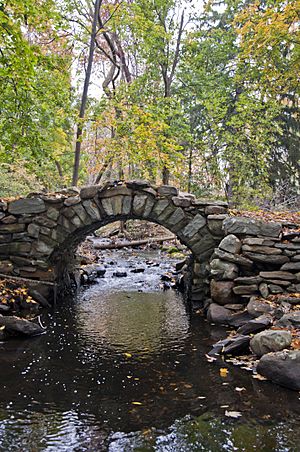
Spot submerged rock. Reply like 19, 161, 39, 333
208, 334, 250, 356
250, 330, 292, 357
257, 350, 300, 390
130, 268, 145, 273
113, 271, 127, 277
0, 314, 46, 337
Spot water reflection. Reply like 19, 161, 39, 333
0, 251, 300, 451
76, 289, 190, 355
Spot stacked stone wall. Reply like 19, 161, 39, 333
207, 216, 300, 322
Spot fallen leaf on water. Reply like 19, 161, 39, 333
235, 387, 246, 392
220, 368, 229, 377
253, 373, 268, 381
197, 396, 206, 399
126, 375, 132, 379
124, 353, 132, 358
221, 405, 229, 408
132, 401, 142, 405
205, 354, 217, 362
241, 366, 253, 371
225, 410, 242, 418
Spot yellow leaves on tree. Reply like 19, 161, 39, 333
235, 0, 300, 94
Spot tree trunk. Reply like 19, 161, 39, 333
72, 0, 101, 187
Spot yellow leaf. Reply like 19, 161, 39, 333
131, 401, 142, 405
220, 368, 229, 377
124, 353, 132, 358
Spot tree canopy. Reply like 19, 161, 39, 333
0, 0, 299, 207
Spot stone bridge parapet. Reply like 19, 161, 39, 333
0, 180, 228, 300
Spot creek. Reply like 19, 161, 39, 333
0, 249, 300, 451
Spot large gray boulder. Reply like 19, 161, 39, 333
257, 350, 300, 390
250, 329, 292, 357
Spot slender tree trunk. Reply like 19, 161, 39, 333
162, 166, 170, 185
187, 147, 193, 192
55, 160, 64, 186
72, 0, 101, 186
160, 11, 184, 186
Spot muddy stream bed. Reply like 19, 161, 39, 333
0, 249, 300, 451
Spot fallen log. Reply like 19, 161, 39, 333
93, 235, 176, 250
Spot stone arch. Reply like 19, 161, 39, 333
0, 181, 228, 302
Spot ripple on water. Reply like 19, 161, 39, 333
0, 250, 300, 450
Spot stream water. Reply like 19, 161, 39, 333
0, 249, 300, 451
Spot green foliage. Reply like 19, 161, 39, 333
0, 0, 74, 186
0, 163, 43, 197
178, 0, 284, 205
0, 0, 297, 205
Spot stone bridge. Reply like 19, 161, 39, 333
0, 181, 228, 301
